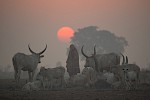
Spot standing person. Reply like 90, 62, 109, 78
66, 44, 80, 77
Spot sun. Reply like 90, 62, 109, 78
57, 26, 74, 43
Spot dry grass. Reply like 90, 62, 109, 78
0, 79, 150, 100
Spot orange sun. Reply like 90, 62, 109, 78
57, 26, 74, 43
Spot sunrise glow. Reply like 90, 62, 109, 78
57, 27, 74, 43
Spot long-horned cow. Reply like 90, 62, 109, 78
37, 66, 66, 89
111, 56, 140, 90
12, 44, 47, 83
81, 45, 120, 73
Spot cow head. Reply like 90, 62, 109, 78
122, 67, 129, 73
36, 66, 47, 81
81, 45, 96, 68
28, 44, 47, 63
39, 66, 47, 75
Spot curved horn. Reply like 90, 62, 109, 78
93, 45, 96, 56
81, 45, 89, 58
39, 44, 47, 55
28, 44, 36, 54
125, 56, 128, 64
120, 53, 125, 65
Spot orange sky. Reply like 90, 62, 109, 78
0, 0, 150, 69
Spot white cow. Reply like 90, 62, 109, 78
82, 67, 98, 87
68, 74, 87, 87
68, 67, 98, 88
12, 44, 47, 82
111, 63, 140, 90
22, 80, 42, 91
37, 66, 66, 89
123, 70, 139, 90
95, 70, 121, 89
102, 72, 115, 84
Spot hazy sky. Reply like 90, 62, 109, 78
0, 0, 150, 70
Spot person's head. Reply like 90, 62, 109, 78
70, 44, 75, 49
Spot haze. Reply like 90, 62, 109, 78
0, 0, 150, 70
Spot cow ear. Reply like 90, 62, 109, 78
40, 55, 44, 58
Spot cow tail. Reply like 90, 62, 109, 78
94, 57, 99, 72
12, 57, 17, 72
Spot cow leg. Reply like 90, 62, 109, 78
41, 79, 46, 90
124, 80, 128, 90
133, 80, 137, 90
127, 80, 132, 90
58, 78, 62, 89
61, 78, 66, 88
137, 72, 140, 88
31, 70, 35, 82
28, 71, 32, 82
17, 69, 21, 83
60, 78, 62, 89
50, 80, 53, 89
135, 76, 139, 90
14, 70, 18, 82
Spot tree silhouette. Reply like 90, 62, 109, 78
70, 26, 128, 60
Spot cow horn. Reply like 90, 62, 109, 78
125, 56, 128, 64
81, 46, 89, 58
120, 53, 125, 64
93, 45, 96, 56
28, 44, 36, 54
39, 44, 47, 55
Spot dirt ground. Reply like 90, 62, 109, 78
0, 79, 150, 100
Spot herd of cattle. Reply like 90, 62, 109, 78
12, 45, 141, 91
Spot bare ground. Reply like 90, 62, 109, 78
0, 79, 150, 100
